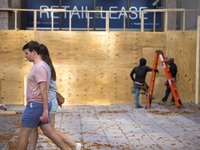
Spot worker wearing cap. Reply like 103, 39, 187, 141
158, 57, 177, 105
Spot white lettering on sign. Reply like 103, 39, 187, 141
62, 6, 70, 18
85, 6, 93, 19
51, 6, 59, 18
129, 7, 137, 19
118, 7, 127, 19
139, 7, 148, 19
39, 5, 150, 20
109, 6, 118, 19
40, 5, 50, 18
72, 6, 80, 19
81, 6, 84, 19
100, 6, 106, 19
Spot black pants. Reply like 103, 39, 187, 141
162, 84, 175, 102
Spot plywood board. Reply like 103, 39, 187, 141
166, 31, 197, 103
0, 31, 34, 105
0, 30, 198, 105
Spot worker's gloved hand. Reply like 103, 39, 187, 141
165, 81, 168, 86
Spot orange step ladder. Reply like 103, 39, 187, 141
145, 50, 183, 109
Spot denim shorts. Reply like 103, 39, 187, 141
49, 97, 58, 115
21, 101, 52, 128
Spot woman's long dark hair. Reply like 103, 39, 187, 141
40, 44, 56, 81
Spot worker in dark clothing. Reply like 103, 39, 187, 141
158, 57, 177, 105
130, 58, 159, 108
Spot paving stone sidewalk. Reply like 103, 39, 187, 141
1, 103, 200, 150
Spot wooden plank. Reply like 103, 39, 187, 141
153, 12, 156, 32
106, 12, 109, 32
87, 12, 89, 31
166, 31, 197, 103
143, 9, 185, 12
195, 16, 200, 104
15, 10, 17, 30
1, 8, 189, 13
123, 12, 126, 32
136, 32, 166, 47
51, 11, 54, 31
0, 30, 198, 105
34, 11, 37, 32
69, 12, 71, 31
141, 11, 144, 32
183, 10, 185, 31
1, 68, 24, 105
165, 11, 168, 32
0, 111, 17, 115
108, 32, 138, 61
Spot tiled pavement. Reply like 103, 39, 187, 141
1, 103, 200, 150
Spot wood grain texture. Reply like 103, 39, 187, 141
0, 30, 197, 105
166, 31, 197, 103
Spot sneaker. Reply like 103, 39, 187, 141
76, 143, 81, 150
136, 105, 143, 108
167, 101, 175, 106
158, 100, 165, 105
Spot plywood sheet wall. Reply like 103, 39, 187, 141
34, 31, 141, 105
34, 31, 166, 105
0, 30, 197, 105
0, 31, 34, 104
166, 31, 197, 103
